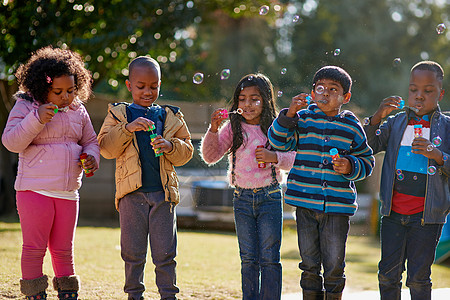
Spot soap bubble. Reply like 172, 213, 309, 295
397, 173, 404, 181
436, 23, 446, 34
393, 58, 401, 67
316, 85, 325, 94
376, 129, 381, 136
259, 5, 269, 15
277, 91, 283, 97
413, 175, 418, 181
248, 75, 254, 81
427, 144, 434, 152
293, 15, 300, 23
281, 68, 287, 75
427, 166, 437, 175
396, 169, 402, 175
193, 72, 204, 84
432, 136, 442, 147
333, 48, 341, 56
220, 69, 230, 80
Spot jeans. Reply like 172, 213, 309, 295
295, 207, 349, 294
119, 191, 179, 300
378, 211, 443, 300
233, 185, 283, 300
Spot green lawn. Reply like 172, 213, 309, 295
1, 218, 449, 299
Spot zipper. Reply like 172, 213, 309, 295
421, 110, 437, 225
389, 116, 408, 214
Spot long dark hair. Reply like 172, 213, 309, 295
229, 73, 277, 153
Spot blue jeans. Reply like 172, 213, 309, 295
119, 191, 179, 300
378, 211, 443, 300
233, 185, 283, 300
295, 207, 349, 294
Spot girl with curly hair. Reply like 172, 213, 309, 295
201, 73, 295, 300
1, 46, 100, 300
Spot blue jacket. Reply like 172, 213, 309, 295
364, 107, 450, 224
269, 105, 374, 216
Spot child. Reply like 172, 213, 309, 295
201, 73, 295, 300
363, 61, 450, 300
1, 46, 99, 300
97, 56, 193, 300
268, 66, 374, 300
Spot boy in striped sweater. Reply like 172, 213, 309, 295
268, 66, 374, 300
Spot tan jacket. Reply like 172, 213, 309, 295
97, 102, 193, 210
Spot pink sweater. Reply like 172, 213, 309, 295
201, 122, 295, 188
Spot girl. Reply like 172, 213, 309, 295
1, 46, 99, 300
200, 73, 295, 300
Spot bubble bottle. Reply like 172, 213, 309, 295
79, 153, 94, 177
148, 124, 163, 157
414, 124, 423, 138
256, 145, 266, 168
330, 148, 340, 161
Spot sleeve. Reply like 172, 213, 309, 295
79, 105, 101, 168
200, 122, 233, 165
1, 100, 45, 153
363, 115, 394, 155
97, 106, 134, 159
163, 111, 194, 167
343, 121, 375, 182
268, 108, 299, 152
274, 150, 296, 171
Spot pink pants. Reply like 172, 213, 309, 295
16, 191, 78, 280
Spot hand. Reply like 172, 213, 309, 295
412, 137, 444, 164
150, 135, 173, 154
333, 157, 352, 175
286, 93, 310, 118
209, 108, 226, 133
255, 147, 278, 163
37, 103, 57, 124
78, 154, 98, 173
125, 117, 155, 133
371, 96, 402, 125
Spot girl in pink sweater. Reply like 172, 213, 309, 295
1, 46, 99, 300
201, 73, 295, 300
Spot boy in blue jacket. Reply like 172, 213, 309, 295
269, 66, 374, 300
363, 60, 450, 300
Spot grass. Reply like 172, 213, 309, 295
1, 217, 449, 299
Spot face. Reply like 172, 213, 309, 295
311, 78, 350, 116
126, 65, 160, 107
237, 86, 264, 125
47, 75, 75, 108
408, 69, 444, 116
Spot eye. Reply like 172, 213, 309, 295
137, 85, 145, 89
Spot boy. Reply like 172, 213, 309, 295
98, 56, 193, 300
363, 61, 450, 300
268, 66, 374, 300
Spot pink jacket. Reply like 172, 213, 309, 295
1, 95, 100, 192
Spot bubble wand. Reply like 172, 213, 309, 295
219, 108, 244, 118
148, 124, 163, 157
398, 99, 419, 113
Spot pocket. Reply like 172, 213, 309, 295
266, 188, 282, 201
26, 147, 47, 167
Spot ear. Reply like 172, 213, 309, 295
439, 89, 445, 102
343, 92, 352, 104
125, 79, 132, 91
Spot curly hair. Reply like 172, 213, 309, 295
228, 73, 278, 154
14, 46, 92, 104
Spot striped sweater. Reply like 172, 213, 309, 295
268, 105, 374, 215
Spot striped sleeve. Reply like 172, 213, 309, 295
269, 108, 299, 152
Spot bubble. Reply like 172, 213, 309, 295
427, 166, 437, 175
413, 175, 418, 181
193, 72, 204, 84
323, 159, 329, 165
427, 144, 434, 152
248, 75, 254, 81
397, 173, 404, 181
293, 15, 300, 23
436, 23, 446, 34
393, 58, 401, 67
432, 136, 442, 147
324, 136, 330, 142
363, 117, 371, 126
319, 164, 324, 168
277, 91, 283, 97
375, 129, 381, 136
316, 85, 325, 94
333, 48, 341, 56
396, 169, 402, 175
281, 68, 287, 75
220, 69, 230, 80
259, 5, 269, 15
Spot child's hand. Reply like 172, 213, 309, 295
38, 103, 57, 124
371, 96, 402, 125
210, 109, 226, 133
150, 135, 173, 154
126, 117, 155, 133
412, 137, 444, 164
287, 93, 309, 118
255, 147, 278, 163
333, 157, 352, 175
78, 154, 98, 173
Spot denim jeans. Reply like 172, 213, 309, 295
119, 191, 179, 300
295, 207, 349, 295
378, 211, 443, 300
233, 185, 283, 300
